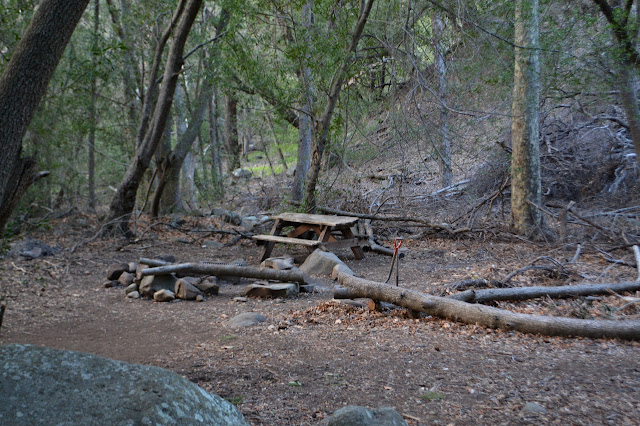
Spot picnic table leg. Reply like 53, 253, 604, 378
260, 219, 283, 261
340, 228, 365, 260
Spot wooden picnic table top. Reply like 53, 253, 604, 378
272, 212, 359, 228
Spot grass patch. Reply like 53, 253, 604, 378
219, 335, 238, 341
421, 391, 444, 401
225, 395, 244, 406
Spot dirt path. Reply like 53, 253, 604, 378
1, 232, 640, 425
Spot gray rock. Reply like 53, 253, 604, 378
222, 210, 242, 226
124, 283, 138, 294
202, 240, 225, 249
194, 278, 219, 296
233, 297, 248, 303
227, 312, 267, 328
322, 406, 407, 426
196, 295, 204, 302
261, 256, 295, 271
300, 250, 346, 276
117, 271, 135, 286
331, 263, 355, 280
126, 290, 140, 299
154, 289, 175, 302
104, 280, 118, 288
174, 279, 203, 300
245, 283, 299, 299
300, 284, 315, 293
232, 258, 247, 267
106, 263, 129, 281
286, 164, 296, 176
0, 344, 248, 425
127, 262, 137, 273
521, 402, 547, 415
139, 274, 178, 298
8, 238, 60, 259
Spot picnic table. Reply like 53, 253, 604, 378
252, 213, 366, 261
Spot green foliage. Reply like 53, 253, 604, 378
421, 391, 444, 401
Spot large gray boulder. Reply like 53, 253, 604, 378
139, 273, 178, 298
300, 250, 347, 276
0, 344, 248, 425
322, 405, 407, 426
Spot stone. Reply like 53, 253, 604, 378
117, 271, 135, 286
153, 289, 175, 302
233, 297, 248, 303
139, 274, 178, 298
331, 263, 355, 280
106, 263, 129, 281
232, 258, 247, 267
300, 284, 315, 293
286, 164, 296, 176
135, 264, 149, 281
227, 312, 267, 328
300, 250, 346, 276
245, 283, 299, 299
321, 406, 407, 426
196, 295, 204, 302
174, 279, 203, 300
127, 262, 137, 273
103, 280, 118, 288
0, 344, 248, 425
8, 238, 60, 259
194, 278, 219, 296
521, 402, 547, 415
202, 240, 225, 249
126, 291, 140, 299
124, 283, 138, 294
222, 210, 242, 226
261, 256, 295, 271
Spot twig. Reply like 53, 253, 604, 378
569, 244, 582, 264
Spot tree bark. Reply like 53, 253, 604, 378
104, 0, 202, 236
0, 0, 89, 234
510, 0, 542, 237
448, 281, 640, 303
432, 11, 452, 188
337, 274, 640, 340
225, 91, 241, 172
304, 0, 376, 210
141, 262, 307, 284
87, 0, 99, 211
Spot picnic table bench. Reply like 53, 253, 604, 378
252, 213, 366, 261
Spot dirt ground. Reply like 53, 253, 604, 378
1, 216, 640, 425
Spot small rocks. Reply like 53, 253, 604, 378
139, 274, 178, 298
202, 240, 225, 249
124, 283, 138, 295
153, 289, 175, 302
227, 312, 266, 328
233, 297, 248, 303
8, 238, 60, 259
106, 263, 129, 281
194, 278, 219, 295
521, 402, 547, 415
117, 272, 134, 286
261, 256, 295, 271
174, 279, 203, 300
126, 291, 140, 299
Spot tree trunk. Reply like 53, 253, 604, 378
141, 262, 307, 284
433, 11, 452, 188
337, 274, 640, 340
293, 0, 314, 202
104, 0, 202, 236
209, 88, 223, 197
225, 91, 241, 172
88, 0, 99, 211
510, 0, 542, 237
619, 63, 640, 162
304, 0, 376, 210
0, 0, 89, 234
448, 281, 640, 303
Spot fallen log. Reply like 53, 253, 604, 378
141, 262, 307, 284
448, 281, 640, 303
337, 274, 640, 340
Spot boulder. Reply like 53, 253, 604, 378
153, 289, 175, 302
194, 278, 219, 296
227, 312, 267, 328
9, 238, 60, 259
202, 240, 225, 249
261, 256, 295, 271
174, 279, 203, 300
331, 263, 355, 280
139, 274, 178, 298
106, 263, 129, 281
127, 262, 137, 273
117, 272, 135, 286
300, 250, 346, 276
0, 344, 248, 425
245, 283, 299, 299
124, 283, 138, 294
321, 406, 407, 426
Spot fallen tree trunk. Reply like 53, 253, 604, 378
449, 281, 640, 303
337, 274, 640, 340
141, 262, 307, 283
